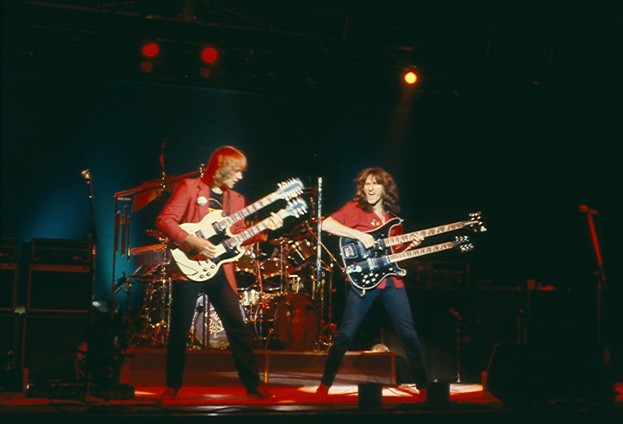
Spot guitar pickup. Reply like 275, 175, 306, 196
341, 243, 359, 260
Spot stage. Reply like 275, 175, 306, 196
1, 382, 622, 424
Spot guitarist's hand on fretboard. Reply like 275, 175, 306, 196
358, 233, 376, 249
265, 212, 284, 231
401, 233, 424, 252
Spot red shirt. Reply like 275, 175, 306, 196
329, 200, 405, 289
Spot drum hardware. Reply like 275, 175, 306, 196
126, 247, 173, 348
145, 228, 168, 242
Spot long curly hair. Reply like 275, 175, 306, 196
354, 167, 400, 216
202, 145, 247, 187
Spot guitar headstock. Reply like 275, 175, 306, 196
452, 235, 474, 253
283, 197, 309, 219
465, 211, 487, 233
276, 178, 304, 200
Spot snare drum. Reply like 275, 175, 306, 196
287, 239, 315, 271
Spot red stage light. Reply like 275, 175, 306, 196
201, 46, 220, 64
141, 42, 160, 59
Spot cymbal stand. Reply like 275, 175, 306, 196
129, 255, 172, 348
304, 220, 344, 326
252, 250, 274, 349
189, 292, 211, 350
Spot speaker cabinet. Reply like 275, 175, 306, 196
486, 342, 614, 404
22, 313, 89, 383
0, 263, 18, 311
27, 264, 93, 312
0, 312, 23, 369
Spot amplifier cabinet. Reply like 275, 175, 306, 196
27, 264, 93, 313
29, 238, 92, 265
0, 312, 24, 370
0, 263, 18, 311
22, 313, 89, 383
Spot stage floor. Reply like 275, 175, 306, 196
2, 383, 623, 424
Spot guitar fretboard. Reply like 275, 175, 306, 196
214, 192, 281, 233
385, 221, 468, 247
387, 241, 456, 263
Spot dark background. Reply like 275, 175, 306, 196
2, 1, 622, 382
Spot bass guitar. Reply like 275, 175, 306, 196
171, 197, 308, 282
344, 235, 474, 294
339, 211, 485, 293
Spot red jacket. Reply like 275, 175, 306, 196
156, 178, 247, 292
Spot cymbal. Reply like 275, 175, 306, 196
282, 218, 322, 239
268, 237, 290, 246
146, 228, 168, 241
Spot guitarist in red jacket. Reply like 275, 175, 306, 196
315, 167, 428, 397
156, 145, 283, 399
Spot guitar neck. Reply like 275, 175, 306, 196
384, 220, 468, 247
222, 208, 288, 251
214, 192, 282, 233
387, 241, 457, 263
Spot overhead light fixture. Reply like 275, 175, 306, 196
402, 66, 420, 86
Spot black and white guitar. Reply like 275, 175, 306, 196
344, 235, 474, 294
171, 197, 309, 282
339, 212, 485, 293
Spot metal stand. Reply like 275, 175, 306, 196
128, 256, 172, 348
579, 204, 607, 344
449, 307, 462, 383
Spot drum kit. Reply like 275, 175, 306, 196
125, 219, 337, 352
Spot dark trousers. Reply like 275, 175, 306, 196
165, 273, 261, 391
320, 278, 428, 387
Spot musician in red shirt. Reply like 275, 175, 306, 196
316, 167, 428, 396
157, 145, 282, 399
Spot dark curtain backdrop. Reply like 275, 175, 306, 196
2, 69, 622, 306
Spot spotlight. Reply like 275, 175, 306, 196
402, 66, 419, 86
139, 41, 161, 74
200, 46, 220, 64
141, 42, 161, 59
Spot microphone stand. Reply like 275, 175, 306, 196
449, 308, 462, 384
580, 205, 606, 345
81, 169, 97, 401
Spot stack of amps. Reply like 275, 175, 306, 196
406, 260, 471, 289
1, 238, 94, 388
0, 237, 20, 390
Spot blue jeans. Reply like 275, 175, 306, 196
321, 278, 428, 387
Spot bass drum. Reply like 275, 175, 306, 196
273, 294, 319, 351
191, 294, 245, 349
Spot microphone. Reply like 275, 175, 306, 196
81, 169, 91, 181
579, 204, 598, 215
